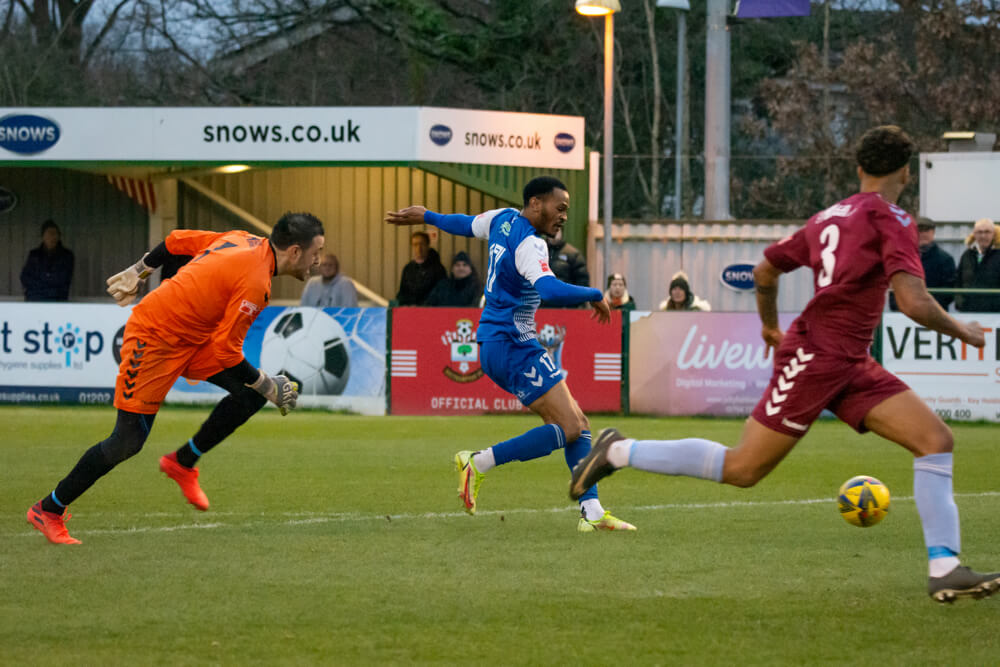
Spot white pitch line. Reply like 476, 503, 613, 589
8, 491, 1000, 539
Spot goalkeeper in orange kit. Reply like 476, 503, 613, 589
26, 213, 325, 545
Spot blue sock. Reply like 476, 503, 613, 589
629, 438, 726, 482
564, 430, 598, 502
492, 424, 566, 465
914, 453, 961, 558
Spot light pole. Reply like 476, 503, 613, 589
656, 1, 690, 220
705, 0, 731, 220
576, 0, 621, 282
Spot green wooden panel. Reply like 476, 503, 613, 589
0, 168, 147, 299
416, 157, 591, 252
180, 166, 514, 303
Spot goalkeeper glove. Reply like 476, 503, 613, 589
247, 369, 299, 416
106, 253, 154, 307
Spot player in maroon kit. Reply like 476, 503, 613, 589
570, 125, 1000, 602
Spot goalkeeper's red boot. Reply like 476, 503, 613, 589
159, 453, 209, 511
26, 502, 81, 545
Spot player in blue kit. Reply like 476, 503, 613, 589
386, 176, 635, 532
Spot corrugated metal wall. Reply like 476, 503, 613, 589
589, 221, 814, 313
0, 168, 148, 300
591, 220, 983, 313
183, 167, 511, 303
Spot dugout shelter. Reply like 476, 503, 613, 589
0, 107, 589, 304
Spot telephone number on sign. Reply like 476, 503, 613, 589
935, 408, 973, 420
78, 391, 112, 404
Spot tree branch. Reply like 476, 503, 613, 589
81, 0, 129, 69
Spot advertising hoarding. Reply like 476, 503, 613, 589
0, 303, 129, 404
881, 312, 1000, 422
0, 107, 584, 169
390, 307, 621, 415
0, 304, 386, 414
167, 306, 386, 415
629, 311, 796, 416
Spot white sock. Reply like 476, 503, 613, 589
472, 448, 496, 473
929, 557, 960, 578
607, 439, 634, 469
580, 498, 605, 521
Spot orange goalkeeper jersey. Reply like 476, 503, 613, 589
129, 229, 274, 368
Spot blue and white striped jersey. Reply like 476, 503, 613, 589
470, 208, 556, 342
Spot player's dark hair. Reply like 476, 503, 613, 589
523, 176, 568, 207
411, 230, 430, 244
271, 212, 324, 250
856, 125, 915, 177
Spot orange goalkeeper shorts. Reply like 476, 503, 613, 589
113, 320, 229, 414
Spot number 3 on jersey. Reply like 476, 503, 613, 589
817, 224, 840, 288
485, 243, 506, 294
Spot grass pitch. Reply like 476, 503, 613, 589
2, 406, 999, 665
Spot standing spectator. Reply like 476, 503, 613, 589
20, 220, 74, 301
426, 251, 482, 306
889, 219, 956, 312
955, 218, 1000, 313
396, 231, 446, 305
301, 252, 358, 308
659, 271, 711, 311
605, 273, 635, 312
540, 229, 590, 308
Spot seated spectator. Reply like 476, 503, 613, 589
20, 219, 74, 301
956, 217, 1000, 313
605, 273, 636, 312
541, 229, 590, 308
397, 231, 447, 305
889, 218, 956, 311
659, 271, 711, 311
301, 253, 358, 308
426, 251, 482, 307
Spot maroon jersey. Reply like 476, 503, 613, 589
764, 192, 924, 360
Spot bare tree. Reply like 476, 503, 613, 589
739, 1, 1000, 219
0, 0, 133, 103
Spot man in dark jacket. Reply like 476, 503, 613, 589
889, 219, 956, 311
396, 230, 447, 305
540, 229, 590, 308
956, 218, 1000, 313
20, 220, 74, 301
426, 251, 482, 307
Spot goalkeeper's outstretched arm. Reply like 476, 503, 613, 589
105, 241, 187, 306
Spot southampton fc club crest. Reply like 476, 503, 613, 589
537, 322, 568, 380
442, 318, 484, 383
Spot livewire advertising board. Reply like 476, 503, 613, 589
389, 307, 622, 415
628, 311, 796, 417
881, 312, 1000, 422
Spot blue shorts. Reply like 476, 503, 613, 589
480, 337, 563, 406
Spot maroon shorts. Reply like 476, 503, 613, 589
750, 334, 910, 437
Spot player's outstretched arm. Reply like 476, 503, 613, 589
891, 271, 985, 348
753, 259, 784, 349
385, 206, 478, 238
385, 205, 428, 226
534, 275, 604, 310
589, 295, 611, 324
